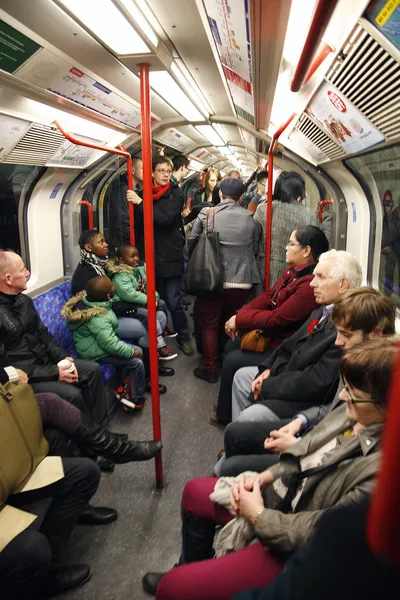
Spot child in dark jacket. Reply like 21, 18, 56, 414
107, 244, 177, 361
62, 276, 146, 411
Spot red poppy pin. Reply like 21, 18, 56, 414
307, 319, 320, 338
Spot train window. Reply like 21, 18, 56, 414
345, 144, 400, 306
0, 164, 43, 263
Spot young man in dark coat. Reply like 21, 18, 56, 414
127, 156, 193, 354
0, 250, 108, 426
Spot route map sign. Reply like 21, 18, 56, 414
155, 128, 194, 153
307, 82, 385, 154
47, 67, 142, 128
0, 20, 40, 74
204, 0, 255, 125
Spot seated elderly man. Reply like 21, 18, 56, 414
218, 287, 396, 476
0, 250, 107, 426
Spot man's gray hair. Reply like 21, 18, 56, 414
0, 250, 17, 277
318, 249, 363, 289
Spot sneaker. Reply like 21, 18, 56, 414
179, 342, 195, 356
158, 346, 178, 361
163, 327, 178, 338
121, 395, 147, 410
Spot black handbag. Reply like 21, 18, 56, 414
182, 208, 224, 295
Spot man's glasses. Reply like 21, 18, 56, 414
343, 384, 376, 404
286, 242, 302, 248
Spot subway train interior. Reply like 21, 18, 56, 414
0, 0, 399, 598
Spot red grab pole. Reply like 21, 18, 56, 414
265, 113, 296, 290
140, 62, 164, 489
367, 345, 400, 569
290, 0, 338, 92
77, 200, 94, 230
53, 121, 135, 244
303, 42, 334, 85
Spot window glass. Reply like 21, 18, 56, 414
345, 145, 400, 306
0, 164, 42, 261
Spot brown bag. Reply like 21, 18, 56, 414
240, 330, 271, 353
0, 381, 48, 506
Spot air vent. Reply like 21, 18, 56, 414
296, 114, 346, 160
326, 22, 400, 141
3, 124, 65, 165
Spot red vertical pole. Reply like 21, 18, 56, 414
78, 200, 94, 230
118, 145, 135, 246
140, 63, 164, 488
265, 113, 296, 290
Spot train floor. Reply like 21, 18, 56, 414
60, 333, 224, 600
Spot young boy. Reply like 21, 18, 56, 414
108, 244, 177, 361
62, 276, 146, 410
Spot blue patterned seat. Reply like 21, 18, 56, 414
32, 280, 115, 381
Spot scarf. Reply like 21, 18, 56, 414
79, 249, 108, 276
152, 180, 171, 201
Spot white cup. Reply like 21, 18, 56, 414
57, 359, 75, 373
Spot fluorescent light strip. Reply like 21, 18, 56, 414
213, 123, 229, 144
171, 62, 210, 118
217, 146, 233, 156
119, 0, 158, 46
58, 0, 150, 55
150, 71, 204, 121
195, 125, 224, 147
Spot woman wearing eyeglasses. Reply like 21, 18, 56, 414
128, 155, 193, 354
142, 337, 397, 600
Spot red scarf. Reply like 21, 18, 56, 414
152, 180, 171, 200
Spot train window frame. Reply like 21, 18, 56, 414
0, 164, 46, 270
344, 142, 400, 308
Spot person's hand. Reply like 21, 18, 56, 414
230, 473, 259, 515
127, 190, 142, 205
224, 315, 237, 339
156, 146, 165, 156
251, 370, 270, 401
237, 476, 265, 523
278, 417, 304, 437
264, 430, 297, 453
15, 369, 29, 384
58, 364, 78, 383
132, 347, 143, 359
181, 205, 190, 218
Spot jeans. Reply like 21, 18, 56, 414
136, 305, 167, 348
117, 303, 168, 348
156, 276, 190, 344
99, 355, 146, 398
31, 359, 108, 426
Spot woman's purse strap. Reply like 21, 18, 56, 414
278, 444, 364, 514
205, 207, 215, 234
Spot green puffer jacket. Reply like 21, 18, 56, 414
61, 291, 133, 360
107, 259, 159, 306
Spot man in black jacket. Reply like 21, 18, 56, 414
0, 250, 108, 425
228, 250, 363, 424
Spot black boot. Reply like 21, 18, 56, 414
180, 507, 216, 564
74, 415, 163, 463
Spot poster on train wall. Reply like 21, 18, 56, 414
47, 67, 143, 128
203, 0, 255, 125
47, 134, 103, 167
0, 20, 41, 74
155, 128, 194, 153
307, 82, 385, 154
191, 148, 217, 165
365, 0, 400, 51
0, 114, 31, 163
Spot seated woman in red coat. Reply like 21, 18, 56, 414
212, 225, 329, 426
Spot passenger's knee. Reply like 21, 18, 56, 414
181, 478, 212, 514
69, 457, 101, 494
5, 530, 51, 580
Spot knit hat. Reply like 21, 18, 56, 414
220, 177, 246, 199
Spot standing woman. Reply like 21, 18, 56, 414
183, 166, 222, 230
189, 178, 260, 383
254, 171, 320, 287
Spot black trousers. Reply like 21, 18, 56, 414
216, 338, 273, 422
221, 419, 290, 476
31, 359, 108, 425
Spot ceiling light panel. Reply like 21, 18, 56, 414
150, 71, 204, 121
196, 125, 224, 146
171, 62, 210, 118
213, 124, 229, 143
217, 146, 233, 156
58, 0, 150, 55
118, 0, 158, 46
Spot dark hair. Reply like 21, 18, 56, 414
340, 338, 398, 406
78, 229, 100, 249
117, 244, 138, 257
132, 156, 142, 167
274, 171, 305, 203
294, 225, 329, 261
152, 155, 173, 172
331, 288, 396, 336
256, 171, 268, 183
172, 155, 190, 171
86, 276, 113, 302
